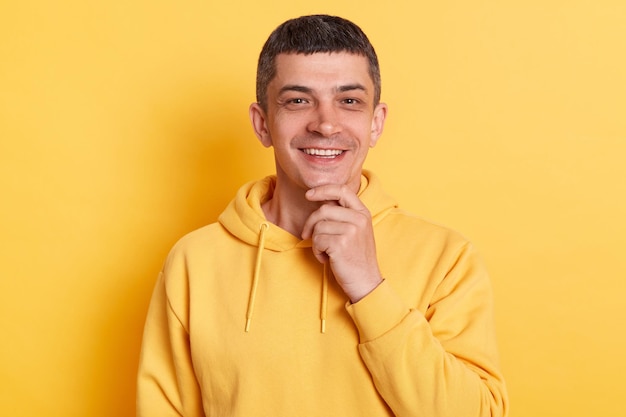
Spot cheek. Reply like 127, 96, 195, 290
270, 115, 302, 141
349, 121, 377, 146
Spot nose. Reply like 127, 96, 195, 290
307, 102, 342, 137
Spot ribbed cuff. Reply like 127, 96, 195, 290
345, 280, 410, 343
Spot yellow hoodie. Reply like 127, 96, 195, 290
137, 171, 508, 417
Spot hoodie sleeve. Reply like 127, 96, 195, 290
136, 271, 205, 417
346, 243, 508, 417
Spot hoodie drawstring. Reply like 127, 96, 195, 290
245, 222, 328, 334
246, 222, 269, 332
321, 263, 329, 334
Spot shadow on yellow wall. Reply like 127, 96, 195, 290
95, 85, 273, 414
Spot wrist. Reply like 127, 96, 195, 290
347, 276, 384, 304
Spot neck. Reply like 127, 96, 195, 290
261, 180, 323, 238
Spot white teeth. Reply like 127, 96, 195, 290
302, 148, 344, 157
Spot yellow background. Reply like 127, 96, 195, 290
1, 1, 625, 416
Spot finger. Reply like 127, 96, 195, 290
311, 236, 330, 264
310, 225, 348, 264
305, 184, 366, 210
301, 205, 354, 240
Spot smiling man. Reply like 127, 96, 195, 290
137, 15, 508, 417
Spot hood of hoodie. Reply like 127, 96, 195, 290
218, 170, 398, 251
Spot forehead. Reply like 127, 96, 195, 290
271, 52, 373, 90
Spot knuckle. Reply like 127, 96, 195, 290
337, 234, 350, 247
345, 223, 359, 235
354, 215, 369, 228
319, 205, 331, 216
312, 234, 324, 247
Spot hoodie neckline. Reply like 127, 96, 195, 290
218, 170, 397, 252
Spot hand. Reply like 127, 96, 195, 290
301, 184, 383, 303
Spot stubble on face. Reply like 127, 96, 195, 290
262, 52, 383, 194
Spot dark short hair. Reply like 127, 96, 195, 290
256, 15, 381, 110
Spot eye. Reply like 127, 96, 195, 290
342, 98, 360, 105
289, 98, 307, 104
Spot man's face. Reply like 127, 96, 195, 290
250, 52, 387, 194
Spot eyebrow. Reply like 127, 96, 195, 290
278, 83, 369, 96
278, 85, 313, 95
337, 83, 367, 94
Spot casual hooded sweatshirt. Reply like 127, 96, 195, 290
137, 171, 508, 417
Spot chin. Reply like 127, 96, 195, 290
302, 173, 357, 190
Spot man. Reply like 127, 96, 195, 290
137, 14, 508, 417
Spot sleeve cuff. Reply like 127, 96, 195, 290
345, 280, 411, 343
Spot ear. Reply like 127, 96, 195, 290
369, 102, 388, 148
249, 103, 272, 148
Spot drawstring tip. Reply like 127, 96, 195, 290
245, 318, 252, 332
321, 319, 326, 334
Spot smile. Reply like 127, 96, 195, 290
301, 148, 345, 158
